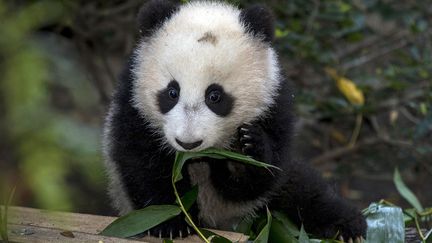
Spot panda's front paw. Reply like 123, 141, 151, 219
146, 215, 192, 239
314, 212, 367, 242
238, 122, 267, 161
337, 212, 367, 242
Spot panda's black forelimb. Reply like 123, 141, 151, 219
269, 160, 367, 239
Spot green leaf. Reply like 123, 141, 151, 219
403, 208, 417, 223
272, 211, 300, 237
176, 186, 198, 211
254, 208, 272, 243
298, 225, 310, 243
269, 218, 298, 243
234, 218, 254, 235
425, 229, 432, 243
393, 168, 424, 212
100, 205, 181, 238
174, 149, 280, 185
173, 152, 205, 183
182, 148, 281, 171
163, 239, 174, 243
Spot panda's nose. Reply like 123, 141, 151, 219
175, 138, 202, 150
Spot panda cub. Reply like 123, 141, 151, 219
103, 0, 367, 241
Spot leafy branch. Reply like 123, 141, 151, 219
101, 148, 278, 242
394, 168, 432, 242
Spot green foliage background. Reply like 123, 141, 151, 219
0, 0, 431, 217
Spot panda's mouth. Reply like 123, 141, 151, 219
175, 138, 203, 150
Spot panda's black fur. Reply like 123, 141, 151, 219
104, 0, 367, 240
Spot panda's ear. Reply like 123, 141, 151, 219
240, 4, 275, 43
137, 0, 179, 37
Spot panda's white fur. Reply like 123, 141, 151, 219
131, 1, 281, 152
102, 103, 134, 215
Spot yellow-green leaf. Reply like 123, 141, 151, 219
325, 67, 365, 106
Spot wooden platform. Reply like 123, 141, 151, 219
5, 206, 248, 243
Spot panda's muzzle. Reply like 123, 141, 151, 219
175, 138, 203, 150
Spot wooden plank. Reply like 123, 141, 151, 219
8, 224, 146, 243
7, 206, 249, 242
9, 206, 115, 235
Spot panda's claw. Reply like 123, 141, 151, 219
244, 143, 253, 148
179, 230, 183, 239
187, 226, 191, 235
338, 235, 344, 242
243, 134, 252, 139
170, 229, 173, 240
237, 122, 266, 160
239, 135, 253, 144
158, 230, 162, 239
348, 238, 353, 243
240, 127, 249, 133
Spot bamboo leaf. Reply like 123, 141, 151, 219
298, 225, 310, 243
393, 168, 424, 212
272, 211, 300, 237
192, 148, 281, 170
235, 218, 254, 236
269, 218, 299, 243
100, 205, 181, 238
176, 186, 198, 211
425, 229, 432, 242
254, 208, 272, 243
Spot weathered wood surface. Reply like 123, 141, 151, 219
6, 206, 249, 243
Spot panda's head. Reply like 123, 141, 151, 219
132, 0, 281, 152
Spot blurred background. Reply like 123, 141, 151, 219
0, 0, 431, 216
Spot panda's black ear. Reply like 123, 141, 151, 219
137, 0, 179, 37
240, 4, 275, 43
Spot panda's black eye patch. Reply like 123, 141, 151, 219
205, 83, 234, 117
157, 80, 180, 114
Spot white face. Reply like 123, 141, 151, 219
132, 2, 281, 152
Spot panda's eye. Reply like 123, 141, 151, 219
205, 83, 234, 117
157, 80, 180, 114
208, 90, 221, 103
168, 88, 179, 100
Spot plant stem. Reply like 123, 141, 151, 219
171, 180, 209, 243
414, 215, 426, 242
0, 205, 4, 241
349, 113, 363, 147
419, 208, 432, 217
0, 187, 15, 242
